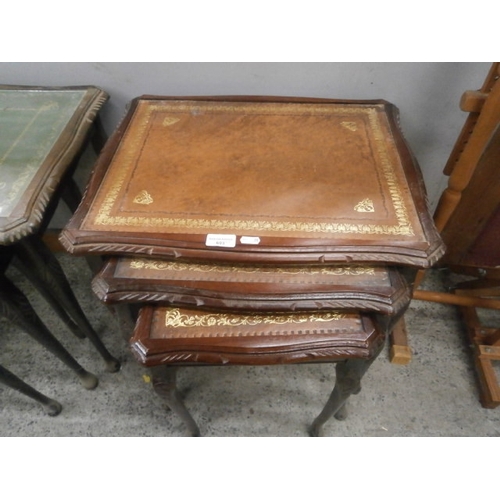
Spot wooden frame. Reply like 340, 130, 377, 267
60, 95, 444, 267
92, 257, 411, 315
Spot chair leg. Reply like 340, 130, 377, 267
15, 236, 120, 373
460, 305, 500, 408
0, 276, 98, 390
309, 354, 380, 437
0, 364, 62, 416
150, 366, 201, 437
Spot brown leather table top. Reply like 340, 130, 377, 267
131, 305, 384, 366
61, 95, 444, 267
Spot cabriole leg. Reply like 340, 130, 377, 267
309, 355, 378, 437
150, 365, 201, 437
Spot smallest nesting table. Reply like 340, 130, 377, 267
133, 305, 385, 437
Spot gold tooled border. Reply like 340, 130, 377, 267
91, 102, 414, 237
164, 308, 345, 331
129, 258, 376, 276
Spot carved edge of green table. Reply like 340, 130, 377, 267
0, 85, 108, 244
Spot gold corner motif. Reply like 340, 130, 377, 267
162, 116, 180, 127
354, 198, 375, 212
133, 190, 153, 205
341, 121, 358, 132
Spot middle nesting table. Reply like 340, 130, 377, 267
93, 258, 410, 315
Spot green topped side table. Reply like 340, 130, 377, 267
0, 85, 119, 415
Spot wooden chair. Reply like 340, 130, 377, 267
392, 62, 500, 408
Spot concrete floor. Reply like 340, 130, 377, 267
1, 253, 500, 437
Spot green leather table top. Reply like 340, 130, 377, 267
0, 86, 108, 244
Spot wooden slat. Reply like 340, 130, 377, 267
413, 289, 500, 309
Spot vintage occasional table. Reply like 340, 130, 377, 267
0, 85, 120, 415
61, 95, 444, 435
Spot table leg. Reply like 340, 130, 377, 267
389, 317, 412, 365
13, 254, 86, 340
0, 364, 63, 416
16, 236, 120, 373
90, 116, 108, 153
150, 366, 201, 437
0, 276, 98, 390
109, 303, 138, 342
309, 350, 382, 437
388, 268, 417, 365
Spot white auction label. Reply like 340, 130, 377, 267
240, 236, 261, 245
205, 234, 237, 248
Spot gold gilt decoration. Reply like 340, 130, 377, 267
367, 109, 414, 236
162, 116, 180, 127
129, 258, 376, 276
133, 190, 153, 205
354, 198, 375, 212
164, 308, 345, 329
341, 121, 358, 132
92, 103, 414, 236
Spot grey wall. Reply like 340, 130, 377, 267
0, 62, 491, 211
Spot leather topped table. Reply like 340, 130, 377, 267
93, 258, 410, 315
60, 95, 444, 435
132, 305, 386, 437
60, 95, 444, 267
